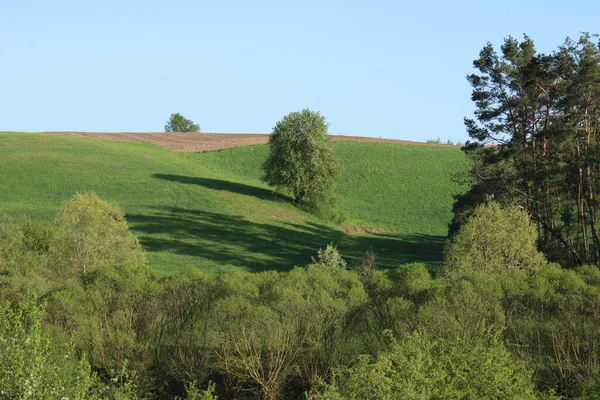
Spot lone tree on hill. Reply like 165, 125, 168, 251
262, 109, 338, 205
164, 113, 200, 132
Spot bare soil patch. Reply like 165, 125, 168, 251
38, 131, 457, 152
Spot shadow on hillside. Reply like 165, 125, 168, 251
127, 206, 446, 273
153, 174, 287, 202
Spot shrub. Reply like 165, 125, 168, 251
50, 192, 146, 280
444, 201, 546, 276
0, 215, 53, 301
319, 331, 537, 400
0, 296, 102, 399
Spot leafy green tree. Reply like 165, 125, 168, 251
262, 109, 339, 205
50, 192, 147, 280
0, 296, 103, 399
278, 249, 367, 392
165, 113, 200, 132
318, 331, 538, 400
457, 33, 600, 267
445, 201, 546, 276
215, 255, 367, 399
154, 271, 220, 391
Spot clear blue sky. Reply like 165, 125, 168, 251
1, 0, 598, 142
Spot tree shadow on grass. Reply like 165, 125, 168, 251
141, 174, 447, 272
153, 174, 287, 202
127, 206, 447, 273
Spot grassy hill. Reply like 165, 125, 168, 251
0, 132, 469, 273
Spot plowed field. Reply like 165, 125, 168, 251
38, 131, 450, 152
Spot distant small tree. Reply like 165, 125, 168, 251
165, 113, 200, 132
262, 109, 338, 205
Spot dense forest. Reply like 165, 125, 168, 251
2, 34, 600, 399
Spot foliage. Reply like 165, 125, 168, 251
153, 271, 220, 390
215, 260, 367, 398
349, 247, 377, 278
426, 137, 463, 146
319, 331, 537, 400
313, 243, 347, 268
500, 263, 600, 396
45, 263, 162, 394
0, 296, 102, 399
458, 33, 600, 267
445, 201, 546, 276
165, 113, 200, 132
262, 109, 339, 206
2, 206, 600, 398
177, 381, 218, 400
0, 215, 53, 301
50, 192, 147, 279
279, 259, 368, 392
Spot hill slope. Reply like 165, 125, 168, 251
0, 132, 468, 272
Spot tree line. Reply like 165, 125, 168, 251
454, 33, 600, 267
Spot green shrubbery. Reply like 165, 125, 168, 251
320, 331, 537, 400
4, 195, 600, 398
0, 296, 103, 399
445, 201, 546, 276
51, 192, 147, 279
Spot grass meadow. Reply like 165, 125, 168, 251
0, 132, 468, 273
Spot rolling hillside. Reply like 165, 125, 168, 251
0, 132, 469, 272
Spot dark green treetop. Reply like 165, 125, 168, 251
164, 113, 200, 132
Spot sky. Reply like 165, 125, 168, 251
1, 0, 598, 142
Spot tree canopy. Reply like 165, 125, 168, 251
165, 113, 200, 132
445, 201, 546, 277
262, 109, 339, 205
454, 33, 600, 267
51, 192, 146, 279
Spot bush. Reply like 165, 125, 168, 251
319, 331, 537, 400
0, 215, 53, 301
50, 192, 147, 280
444, 201, 546, 277
0, 296, 102, 399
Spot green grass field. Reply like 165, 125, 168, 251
0, 132, 468, 273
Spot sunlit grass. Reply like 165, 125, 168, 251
0, 132, 468, 273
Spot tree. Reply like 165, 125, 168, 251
50, 192, 147, 279
318, 331, 538, 400
445, 201, 546, 277
165, 113, 200, 132
455, 33, 600, 267
262, 109, 339, 205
